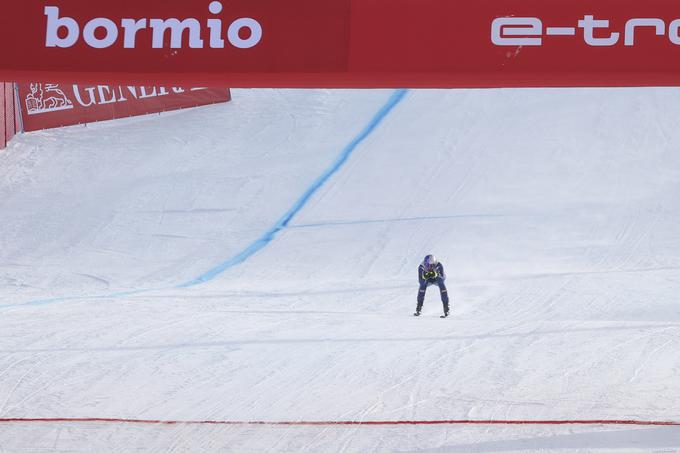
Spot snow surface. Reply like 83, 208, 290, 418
1, 88, 680, 451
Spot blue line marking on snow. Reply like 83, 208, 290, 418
289, 213, 512, 229
1, 289, 154, 309
3, 89, 409, 309
178, 89, 409, 288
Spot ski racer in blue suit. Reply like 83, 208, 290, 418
414, 255, 449, 317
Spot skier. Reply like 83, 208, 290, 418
414, 254, 450, 318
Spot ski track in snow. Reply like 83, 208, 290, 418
1, 89, 680, 451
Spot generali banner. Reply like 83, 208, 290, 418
17, 84, 231, 131
3, 0, 680, 87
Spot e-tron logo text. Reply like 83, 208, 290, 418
492, 15, 680, 46
44, 1, 262, 50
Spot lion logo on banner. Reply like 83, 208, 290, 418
25, 83, 74, 115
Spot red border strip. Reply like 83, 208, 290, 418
0, 418, 679, 426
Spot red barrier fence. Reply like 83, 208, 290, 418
17, 84, 231, 131
3, 0, 680, 87
0, 83, 19, 149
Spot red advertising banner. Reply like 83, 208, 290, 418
17, 84, 231, 131
2, 0, 680, 87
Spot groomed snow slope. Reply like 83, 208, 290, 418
1, 89, 680, 451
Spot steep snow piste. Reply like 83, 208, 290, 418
1, 89, 680, 451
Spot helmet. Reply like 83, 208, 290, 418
424, 254, 437, 270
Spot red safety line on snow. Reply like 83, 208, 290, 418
0, 418, 679, 426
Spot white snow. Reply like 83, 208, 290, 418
1, 88, 680, 451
